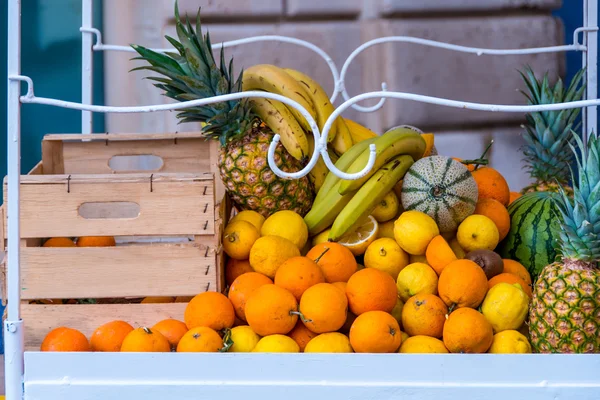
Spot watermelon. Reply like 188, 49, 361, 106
497, 191, 561, 281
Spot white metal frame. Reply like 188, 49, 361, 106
5, 1, 600, 399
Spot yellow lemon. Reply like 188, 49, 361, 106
394, 211, 440, 255
377, 220, 395, 239
372, 191, 400, 223
336, 215, 378, 256
449, 237, 465, 259
481, 283, 529, 333
252, 334, 299, 353
400, 331, 410, 343
409, 254, 429, 265
261, 210, 308, 250
399, 335, 449, 353
488, 330, 531, 354
304, 332, 353, 353
391, 298, 404, 325
229, 325, 260, 352
311, 229, 331, 247
229, 210, 265, 232
356, 263, 365, 271
249, 235, 301, 278
222, 220, 260, 260
396, 262, 438, 302
456, 214, 499, 252
364, 238, 409, 280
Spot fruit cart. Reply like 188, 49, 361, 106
4, 0, 600, 399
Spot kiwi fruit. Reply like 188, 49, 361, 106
465, 249, 503, 280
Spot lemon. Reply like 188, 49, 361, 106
252, 334, 300, 353
456, 214, 499, 252
448, 237, 465, 259
409, 254, 429, 265
391, 298, 404, 325
372, 191, 399, 222
336, 215, 379, 256
488, 330, 531, 354
377, 220, 395, 239
261, 210, 308, 250
399, 335, 449, 353
400, 331, 410, 344
311, 229, 331, 247
356, 263, 365, 271
249, 235, 301, 278
222, 220, 260, 260
394, 211, 440, 255
396, 262, 438, 302
229, 210, 265, 232
364, 238, 409, 280
304, 332, 353, 353
229, 325, 260, 352
481, 283, 529, 333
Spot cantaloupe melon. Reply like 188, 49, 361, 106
401, 156, 478, 233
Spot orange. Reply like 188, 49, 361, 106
42, 237, 76, 247
421, 133, 435, 157
274, 256, 325, 301
502, 259, 532, 287
443, 308, 493, 353
176, 327, 223, 352
40, 327, 90, 352
152, 319, 188, 350
509, 191, 522, 204
488, 273, 532, 298
121, 327, 171, 352
184, 291, 236, 331
471, 167, 510, 206
473, 198, 511, 241
90, 320, 134, 352
331, 281, 347, 293
349, 311, 402, 353
438, 259, 488, 309
225, 258, 253, 287
175, 296, 194, 303
401, 294, 448, 338
451, 157, 476, 172
306, 242, 357, 283
141, 296, 175, 304
346, 268, 397, 315
228, 272, 273, 321
288, 320, 319, 352
425, 235, 457, 275
299, 283, 348, 333
244, 284, 298, 336
76, 236, 116, 247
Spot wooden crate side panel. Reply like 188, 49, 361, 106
22, 303, 187, 351
21, 243, 218, 299
28, 161, 44, 175
6, 174, 215, 238
41, 140, 65, 175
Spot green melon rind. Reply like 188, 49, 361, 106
497, 191, 560, 282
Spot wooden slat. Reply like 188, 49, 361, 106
43, 132, 206, 142
41, 139, 65, 174
21, 244, 217, 299
22, 303, 187, 351
4, 173, 215, 238
27, 161, 44, 175
0, 205, 4, 250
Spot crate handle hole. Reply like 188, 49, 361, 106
78, 202, 141, 219
108, 155, 164, 172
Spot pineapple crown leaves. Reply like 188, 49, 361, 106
553, 130, 600, 263
518, 66, 586, 184
129, 1, 253, 145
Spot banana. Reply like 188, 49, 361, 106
338, 127, 426, 195
249, 97, 310, 161
242, 64, 317, 132
331, 117, 354, 155
307, 135, 328, 191
314, 137, 376, 205
344, 118, 379, 142
329, 155, 415, 241
327, 149, 339, 164
283, 68, 338, 143
303, 179, 355, 236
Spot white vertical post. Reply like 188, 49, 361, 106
81, 0, 93, 133
5, 0, 25, 399
586, 0, 598, 140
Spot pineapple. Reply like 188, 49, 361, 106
129, 3, 314, 217
519, 66, 585, 194
529, 130, 600, 353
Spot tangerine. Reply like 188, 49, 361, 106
306, 242, 357, 283
438, 259, 488, 309
349, 311, 402, 353
425, 235, 457, 275
288, 320, 319, 352
274, 256, 325, 301
121, 327, 171, 352
225, 258, 253, 287
177, 327, 223, 352
299, 283, 348, 333
471, 167, 510, 206
90, 320, 134, 352
152, 319, 188, 350
346, 268, 397, 315
42, 237, 76, 247
502, 259, 532, 287
184, 291, 236, 330
443, 308, 493, 353
228, 272, 273, 321
40, 327, 90, 352
401, 294, 447, 338
244, 284, 298, 336
488, 273, 532, 298
76, 236, 116, 247
473, 198, 511, 241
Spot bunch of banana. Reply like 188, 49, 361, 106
303, 127, 427, 241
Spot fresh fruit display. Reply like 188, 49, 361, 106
529, 131, 600, 354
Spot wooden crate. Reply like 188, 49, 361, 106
0, 133, 231, 351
